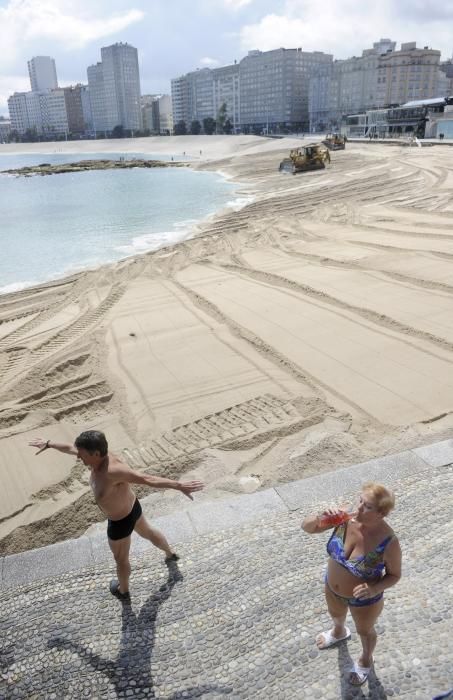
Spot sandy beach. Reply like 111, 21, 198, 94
1, 134, 453, 554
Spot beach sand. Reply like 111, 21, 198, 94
1, 134, 453, 554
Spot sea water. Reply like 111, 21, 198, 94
0, 152, 243, 294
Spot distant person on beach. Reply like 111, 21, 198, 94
302, 482, 401, 687
29, 432, 204, 601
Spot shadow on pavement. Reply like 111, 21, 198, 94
337, 643, 388, 699
48, 561, 233, 698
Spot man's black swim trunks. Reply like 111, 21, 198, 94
107, 498, 142, 540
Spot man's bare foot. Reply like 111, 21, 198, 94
316, 626, 351, 649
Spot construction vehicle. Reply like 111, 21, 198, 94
323, 133, 346, 150
278, 143, 330, 174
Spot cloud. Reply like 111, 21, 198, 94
0, 75, 31, 114
200, 56, 221, 67
0, 0, 145, 71
223, 0, 254, 9
239, 1, 453, 59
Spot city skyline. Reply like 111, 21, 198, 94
1, 0, 453, 115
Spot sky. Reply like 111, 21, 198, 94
1, 0, 453, 116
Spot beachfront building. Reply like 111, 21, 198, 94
239, 48, 332, 133
0, 117, 11, 142
8, 54, 72, 139
213, 64, 240, 132
406, 97, 453, 138
172, 68, 218, 129
171, 75, 189, 128
158, 95, 173, 134
141, 94, 173, 134
309, 39, 396, 133
172, 67, 236, 132
87, 63, 108, 135
310, 40, 447, 133
87, 42, 142, 135
7, 92, 34, 134
28, 56, 58, 92
63, 84, 89, 136
8, 88, 68, 138
39, 89, 69, 137
102, 43, 141, 132
80, 84, 94, 136
341, 96, 453, 139
376, 43, 443, 105
141, 95, 159, 132
171, 47, 332, 133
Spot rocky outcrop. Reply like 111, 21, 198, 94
2, 158, 188, 177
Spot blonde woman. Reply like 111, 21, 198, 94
302, 483, 402, 686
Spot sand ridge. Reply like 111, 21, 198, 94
1, 135, 453, 554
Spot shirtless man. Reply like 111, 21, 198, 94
29, 431, 204, 601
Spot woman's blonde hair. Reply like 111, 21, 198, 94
362, 482, 395, 516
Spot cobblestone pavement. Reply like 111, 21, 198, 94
1, 464, 452, 699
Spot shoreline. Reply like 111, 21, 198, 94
0, 139, 258, 296
1, 135, 453, 554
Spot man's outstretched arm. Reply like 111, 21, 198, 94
114, 466, 204, 501
29, 437, 78, 456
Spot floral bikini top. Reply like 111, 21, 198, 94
327, 522, 394, 580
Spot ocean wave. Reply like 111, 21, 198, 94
225, 195, 254, 210
114, 217, 201, 255
0, 280, 40, 295
0, 256, 118, 296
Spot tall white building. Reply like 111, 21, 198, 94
101, 42, 142, 131
8, 55, 69, 137
28, 56, 58, 92
87, 62, 108, 134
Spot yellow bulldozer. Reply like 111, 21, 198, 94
278, 143, 330, 174
322, 133, 346, 150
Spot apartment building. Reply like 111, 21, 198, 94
140, 94, 173, 134
8, 88, 68, 137
213, 64, 240, 130
158, 95, 173, 133
0, 117, 11, 142
87, 63, 107, 134
239, 48, 332, 132
39, 89, 68, 136
63, 85, 87, 135
28, 56, 58, 92
171, 47, 332, 133
8, 55, 69, 137
376, 42, 442, 105
87, 43, 142, 134
8, 92, 33, 134
309, 39, 396, 132
101, 43, 141, 131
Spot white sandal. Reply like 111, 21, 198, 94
349, 660, 372, 685
316, 626, 351, 649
